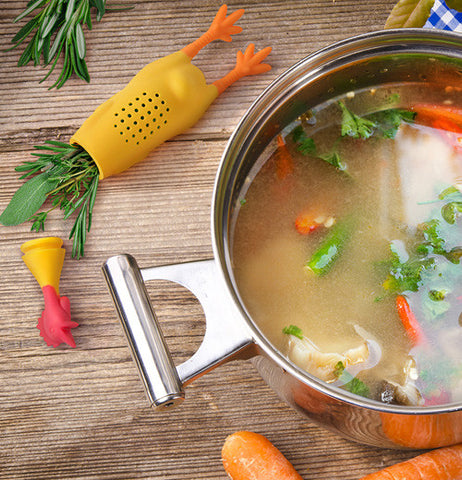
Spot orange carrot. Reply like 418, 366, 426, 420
412, 104, 462, 133
222, 431, 303, 480
412, 104, 462, 152
295, 213, 322, 234
295, 212, 335, 235
396, 295, 426, 347
275, 134, 294, 180
359, 444, 462, 480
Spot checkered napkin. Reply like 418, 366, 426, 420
424, 0, 462, 32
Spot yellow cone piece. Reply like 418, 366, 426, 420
70, 50, 218, 180
21, 237, 65, 294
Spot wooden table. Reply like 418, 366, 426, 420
0, 1, 427, 478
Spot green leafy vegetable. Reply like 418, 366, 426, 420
291, 125, 317, 156
317, 151, 346, 171
0, 169, 60, 226
343, 376, 370, 397
368, 109, 416, 139
282, 325, 304, 339
338, 102, 416, 140
334, 361, 370, 397
292, 104, 415, 174
305, 217, 354, 276
381, 241, 435, 295
385, 0, 435, 29
0, 142, 99, 258
338, 101, 376, 139
291, 125, 346, 172
333, 360, 345, 378
7, 0, 132, 89
438, 185, 462, 225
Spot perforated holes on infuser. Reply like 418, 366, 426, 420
117, 93, 169, 143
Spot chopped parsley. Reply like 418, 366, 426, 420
282, 324, 304, 339
291, 101, 415, 174
338, 101, 416, 140
338, 101, 376, 139
439, 186, 462, 225
333, 361, 370, 398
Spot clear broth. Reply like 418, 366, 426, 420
231, 83, 462, 406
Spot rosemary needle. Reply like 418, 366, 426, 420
8, 0, 132, 89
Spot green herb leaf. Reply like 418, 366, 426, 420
283, 325, 304, 339
334, 361, 345, 378
0, 170, 59, 226
318, 151, 347, 171
338, 101, 376, 139
368, 109, 416, 139
7, 0, 129, 89
343, 376, 370, 397
385, 0, 435, 29
428, 289, 447, 301
292, 125, 317, 155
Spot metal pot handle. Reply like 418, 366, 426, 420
102, 254, 254, 411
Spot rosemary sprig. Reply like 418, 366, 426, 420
8, 0, 130, 89
0, 142, 99, 259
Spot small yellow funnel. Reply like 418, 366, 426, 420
21, 237, 65, 294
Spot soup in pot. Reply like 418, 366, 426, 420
231, 83, 462, 407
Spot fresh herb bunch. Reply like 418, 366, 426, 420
0, 142, 99, 258
8, 0, 127, 89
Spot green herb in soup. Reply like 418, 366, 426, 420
231, 85, 462, 407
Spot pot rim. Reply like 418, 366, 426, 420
211, 28, 462, 415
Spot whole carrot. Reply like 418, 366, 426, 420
222, 431, 303, 480
359, 443, 462, 480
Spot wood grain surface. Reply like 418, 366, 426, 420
0, 1, 428, 478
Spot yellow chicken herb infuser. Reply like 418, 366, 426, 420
0, 5, 272, 258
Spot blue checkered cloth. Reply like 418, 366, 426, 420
424, 0, 462, 32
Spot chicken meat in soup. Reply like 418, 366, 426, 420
231, 83, 462, 407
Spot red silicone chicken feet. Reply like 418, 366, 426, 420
21, 237, 78, 348
213, 43, 272, 95
38, 285, 78, 347
182, 4, 244, 59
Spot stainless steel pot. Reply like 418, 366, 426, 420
103, 29, 462, 449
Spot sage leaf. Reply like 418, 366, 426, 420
0, 172, 59, 226
385, 0, 435, 28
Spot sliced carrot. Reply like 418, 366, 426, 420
359, 444, 462, 480
222, 431, 303, 480
275, 134, 294, 180
412, 104, 462, 133
412, 104, 462, 152
295, 213, 322, 234
395, 295, 426, 347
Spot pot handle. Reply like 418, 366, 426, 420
102, 254, 255, 411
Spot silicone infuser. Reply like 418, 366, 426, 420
70, 5, 272, 179
21, 237, 78, 347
